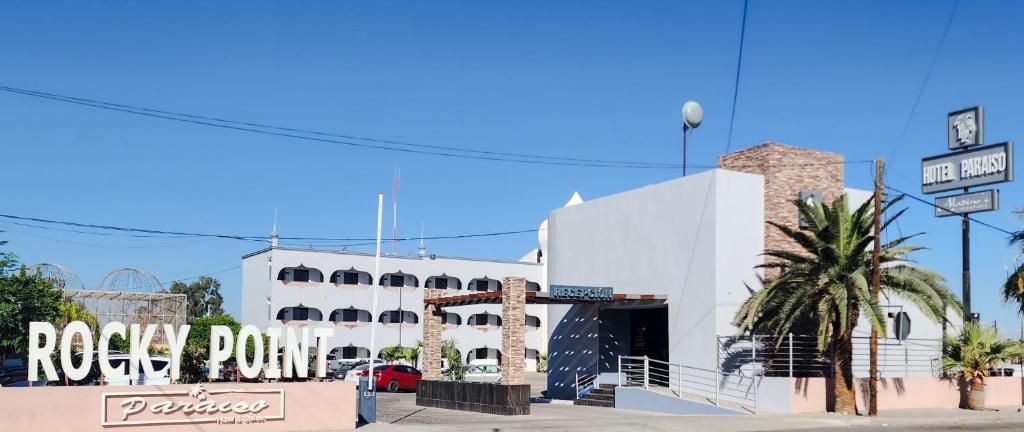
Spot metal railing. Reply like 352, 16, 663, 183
718, 334, 944, 379
575, 368, 599, 399
718, 334, 829, 378
617, 355, 761, 414
850, 336, 943, 378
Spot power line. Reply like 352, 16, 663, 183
725, 0, 750, 154
0, 212, 540, 243
0, 84, 683, 170
887, 0, 960, 163
884, 185, 1014, 236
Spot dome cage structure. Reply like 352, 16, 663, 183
62, 267, 186, 345
28, 263, 85, 291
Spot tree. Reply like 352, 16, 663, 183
1000, 211, 1024, 314
0, 232, 16, 276
733, 194, 961, 415
179, 314, 266, 383
942, 321, 1024, 410
378, 346, 405, 364
441, 338, 467, 381
0, 267, 62, 361
403, 341, 423, 368
169, 276, 225, 324
537, 351, 549, 373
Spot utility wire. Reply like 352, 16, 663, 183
0, 212, 540, 243
725, 0, 749, 154
887, 0, 960, 163
884, 185, 1014, 236
0, 85, 682, 170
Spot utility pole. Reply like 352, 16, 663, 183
962, 195, 971, 321
869, 158, 883, 416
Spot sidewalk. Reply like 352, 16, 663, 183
361, 396, 1024, 432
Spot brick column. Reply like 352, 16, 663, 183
421, 288, 444, 380
501, 277, 526, 385
719, 142, 845, 278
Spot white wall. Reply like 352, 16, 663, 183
545, 170, 765, 398
241, 248, 545, 367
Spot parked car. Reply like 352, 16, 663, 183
346, 364, 422, 392
463, 364, 501, 383
334, 360, 368, 380
99, 354, 171, 385
222, 361, 266, 382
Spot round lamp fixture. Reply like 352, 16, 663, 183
682, 101, 703, 129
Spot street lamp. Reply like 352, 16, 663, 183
681, 100, 703, 176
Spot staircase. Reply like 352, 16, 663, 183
574, 384, 616, 408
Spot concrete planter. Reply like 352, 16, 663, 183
415, 380, 530, 415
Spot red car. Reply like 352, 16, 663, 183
353, 364, 422, 392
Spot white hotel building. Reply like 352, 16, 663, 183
238, 193, 577, 371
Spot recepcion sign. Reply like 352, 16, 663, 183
549, 285, 613, 301
920, 142, 1013, 194
934, 189, 999, 217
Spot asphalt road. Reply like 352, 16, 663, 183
368, 390, 1024, 432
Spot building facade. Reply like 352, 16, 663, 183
240, 247, 549, 371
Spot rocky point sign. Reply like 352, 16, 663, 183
27, 321, 336, 382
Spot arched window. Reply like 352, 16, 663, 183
329, 307, 371, 323
276, 266, 324, 283
379, 271, 419, 288
331, 346, 370, 360
276, 305, 323, 322
466, 348, 502, 363
525, 315, 541, 328
526, 281, 541, 292
468, 277, 502, 292
442, 312, 462, 326
468, 313, 502, 327
426, 275, 462, 290
378, 310, 419, 325
330, 268, 371, 285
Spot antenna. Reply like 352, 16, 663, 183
270, 207, 279, 248
392, 166, 400, 255
418, 222, 426, 257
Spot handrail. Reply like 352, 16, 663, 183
617, 355, 761, 414
575, 367, 599, 399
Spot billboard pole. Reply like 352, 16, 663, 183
962, 193, 971, 320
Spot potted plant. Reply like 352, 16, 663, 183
942, 321, 1024, 410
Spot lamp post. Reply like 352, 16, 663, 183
681, 100, 704, 176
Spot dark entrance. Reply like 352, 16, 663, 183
628, 307, 668, 361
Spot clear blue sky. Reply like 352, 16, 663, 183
2, 1, 1023, 336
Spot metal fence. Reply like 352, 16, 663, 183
718, 334, 944, 379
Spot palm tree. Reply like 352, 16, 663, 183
56, 301, 99, 334
1000, 212, 1024, 314
733, 194, 961, 414
942, 321, 1024, 410
378, 346, 405, 364
404, 341, 423, 368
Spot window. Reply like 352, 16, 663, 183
389, 311, 401, 323
434, 277, 448, 290
475, 280, 488, 291
151, 360, 169, 372
341, 347, 359, 359
475, 348, 488, 359
293, 307, 310, 320
389, 275, 405, 287
342, 309, 358, 322
293, 269, 310, 282
343, 272, 360, 285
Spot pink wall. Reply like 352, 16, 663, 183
785, 377, 1023, 413
0, 381, 356, 432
